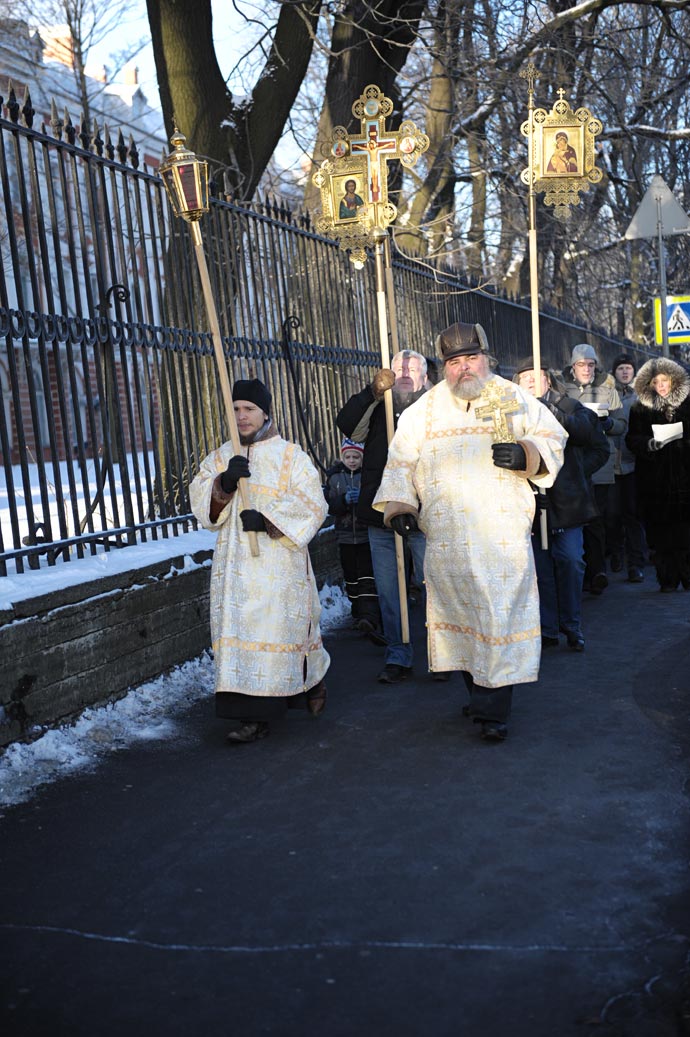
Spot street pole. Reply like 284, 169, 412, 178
656, 194, 670, 358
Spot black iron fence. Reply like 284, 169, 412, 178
0, 81, 653, 577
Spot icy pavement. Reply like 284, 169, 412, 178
0, 582, 351, 810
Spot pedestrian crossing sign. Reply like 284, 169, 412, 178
654, 295, 690, 345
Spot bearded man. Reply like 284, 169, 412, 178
336, 349, 429, 683
372, 323, 567, 741
190, 379, 330, 744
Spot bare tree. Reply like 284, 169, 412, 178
1, 0, 143, 127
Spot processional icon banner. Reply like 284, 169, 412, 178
312, 85, 429, 264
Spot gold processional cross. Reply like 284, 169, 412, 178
474, 381, 521, 442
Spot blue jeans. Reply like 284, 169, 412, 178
368, 525, 426, 667
532, 525, 585, 639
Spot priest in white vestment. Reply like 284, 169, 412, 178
373, 323, 567, 741
189, 379, 330, 744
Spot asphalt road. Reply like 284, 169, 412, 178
1, 568, 689, 1036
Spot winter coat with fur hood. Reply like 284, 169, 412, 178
625, 358, 690, 529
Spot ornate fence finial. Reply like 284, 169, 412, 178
64, 107, 76, 145
92, 119, 103, 156
128, 134, 139, 169
7, 81, 19, 123
21, 86, 34, 128
116, 129, 127, 164
50, 98, 63, 140
79, 113, 91, 151
104, 123, 114, 161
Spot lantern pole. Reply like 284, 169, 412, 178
160, 129, 259, 557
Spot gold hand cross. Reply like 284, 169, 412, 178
474, 381, 521, 442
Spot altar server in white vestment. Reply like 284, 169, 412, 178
373, 324, 567, 742
189, 379, 330, 744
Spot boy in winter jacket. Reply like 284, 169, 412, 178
324, 439, 383, 642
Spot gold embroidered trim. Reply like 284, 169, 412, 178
215, 636, 324, 654
429, 621, 540, 646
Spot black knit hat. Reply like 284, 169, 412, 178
516, 354, 550, 375
611, 353, 637, 376
232, 378, 271, 415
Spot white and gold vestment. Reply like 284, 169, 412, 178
190, 434, 330, 698
373, 377, 567, 687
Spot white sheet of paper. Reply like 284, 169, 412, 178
583, 402, 608, 416
652, 421, 684, 444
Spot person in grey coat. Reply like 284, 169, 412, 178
560, 343, 626, 594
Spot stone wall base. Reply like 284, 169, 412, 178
0, 530, 341, 748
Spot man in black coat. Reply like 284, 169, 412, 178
515, 357, 609, 652
336, 350, 429, 683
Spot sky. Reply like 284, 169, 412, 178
88, 1, 264, 103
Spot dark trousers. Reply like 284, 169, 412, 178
584, 483, 609, 581
606, 473, 647, 568
532, 526, 585, 638
339, 541, 381, 624
462, 672, 513, 722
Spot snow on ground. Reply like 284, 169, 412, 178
0, 581, 351, 811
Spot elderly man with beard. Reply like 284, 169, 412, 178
372, 324, 566, 741
190, 378, 330, 744
336, 349, 429, 683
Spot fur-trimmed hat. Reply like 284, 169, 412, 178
436, 322, 490, 362
232, 378, 271, 415
570, 343, 599, 366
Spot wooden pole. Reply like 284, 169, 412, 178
374, 232, 410, 643
190, 221, 259, 557
526, 81, 541, 379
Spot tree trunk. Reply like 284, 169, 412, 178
147, 0, 321, 199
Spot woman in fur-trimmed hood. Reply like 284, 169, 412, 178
625, 357, 690, 591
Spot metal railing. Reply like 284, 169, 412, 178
0, 81, 652, 577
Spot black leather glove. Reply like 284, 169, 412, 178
220, 454, 250, 494
390, 513, 420, 537
491, 442, 527, 471
599, 415, 614, 432
648, 438, 665, 452
240, 509, 266, 532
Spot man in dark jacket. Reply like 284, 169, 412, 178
560, 343, 626, 595
336, 349, 429, 683
609, 353, 647, 582
515, 357, 609, 651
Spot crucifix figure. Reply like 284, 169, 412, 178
351, 122, 398, 203
475, 381, 521, 442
